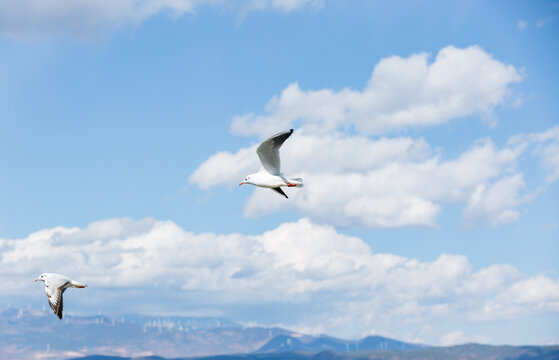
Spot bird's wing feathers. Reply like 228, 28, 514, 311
46, 282, 68, 319
271, 187, 288, 198
256, 129, 293, 175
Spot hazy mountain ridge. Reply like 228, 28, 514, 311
2, 308, 557, 360
0, 308, 290, 359
256, 333, 422, 353
0, 308, 425, 359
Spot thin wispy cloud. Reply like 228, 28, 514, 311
0, 0, 323, 39
536, 18, 552, 28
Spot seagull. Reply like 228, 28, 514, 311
35, 273, 87, 319
239, 129, 303, 198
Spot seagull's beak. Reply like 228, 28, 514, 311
34, 278, 40, 282
239, 182, 245, 186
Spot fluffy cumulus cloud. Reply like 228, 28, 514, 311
463, 174, 526, 226
192, 127, 554, 228
1, 217, 558, 344
0, 0, 321, 38
191, 47, 559, 229
231, 46, 522, 137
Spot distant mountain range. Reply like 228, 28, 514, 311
69, 344, 559, 360
1, 308, 557, 360
256, 333, 420, 353
0, 308, 290, 359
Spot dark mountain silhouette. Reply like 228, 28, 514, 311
71, 344, 559, 360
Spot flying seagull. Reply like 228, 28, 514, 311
35, 273, 87, 319
239, 129, 303, 198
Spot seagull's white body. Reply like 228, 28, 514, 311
243, 172, 303, 188
35, 273, 87, 319
240, 129, 303, 198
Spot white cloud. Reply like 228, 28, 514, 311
458, 264, 521, 295
440, 331, 467, 346
189, 45, 539, 229
241, 0, 322, 13
190, 134, 431, 189
500, 276, 559, 305
231, 46, 522, 137
191, 145, 258, 190
1, 217, 558, 342
0, 0, 321, 39
536, 19, 552, 28
478, 276, 559, 321
439, 331, 489, 346
541, 142, 559, 183
192, 130, 529, 228
510, 126, 559, 183
463, 174, 526, 226
517, 20, 528, 30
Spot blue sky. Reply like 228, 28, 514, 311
1, 0, 558, 347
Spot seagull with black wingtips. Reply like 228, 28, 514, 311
239, 129, 303, 198
35, 273, 87, 319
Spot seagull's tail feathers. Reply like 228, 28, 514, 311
289, 178, 304, 187
71, 281, 87, 288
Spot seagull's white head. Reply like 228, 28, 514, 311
34, 273, 47, 282
239, 175, 253, 186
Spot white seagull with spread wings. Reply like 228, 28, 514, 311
35, 273, 87, 319
239, 129, 303, 198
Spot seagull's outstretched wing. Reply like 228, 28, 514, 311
271, 187, 288, 198
45, 278, 69, 320
256, 129, 293, 175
